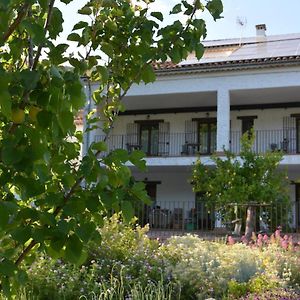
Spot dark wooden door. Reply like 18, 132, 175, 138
145, 183, 157, 203
140, 123, 159, 156
140, 183, 157, 226
197, 120, 216, 155
242, 118, 254, 135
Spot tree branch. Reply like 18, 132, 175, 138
32, 0, 56, 70
2, 3, 30, 43
15, 240, 37, 266
13, 0, 201, 268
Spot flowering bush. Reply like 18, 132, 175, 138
23, 215, 169, 299
162, 233, 300, 299
7, 218, 299, 300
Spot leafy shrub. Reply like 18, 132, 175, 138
240, 288, 300, 300
23, 215, 169, 299
4, 219, 299, 300
161, 234, 300, 300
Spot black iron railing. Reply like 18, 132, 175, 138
95, 129, 299, 157
134, 201, 300, 233
230, 129, 298, 154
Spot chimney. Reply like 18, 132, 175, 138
256, 24, 267, 38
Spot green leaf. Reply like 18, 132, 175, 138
170, 3, 182, 14
11, 226, 31, 244
0, 90, 11, 119
101, 42, 114, 58
206, 0, 223, 21
129, 150, 146, 171
151, 12, 163, 22
131, 182, 151, 205
58, 110, 75, 133
106, 20, 118, 32
60, 0, 73, 3
65, 234, 83, 264
67, 33, 81, 42
38, 0, 48, 10
48, 43, 69, 65
15, 269, 28, 286
96, 66, 109, 83
195, 43, 205, 59
0, 202, 9, 229
91, 141, 107, 152
121, 201, 134, 222
69, 58, 87, 72
48, 7, 64, 39
78, 6, 92, 15
75, 222, 96, 243
0, 259, 17, 276
63, 199, 86, 216
1, 145, 23, 165
37, 110, 52, 128
75, 250, 88, 266
50, 65, 63, 80
73, 21, 89, 31
50, 237, 66, 253
141, 64, 156, 83
21, 20, 45, 44
20, 70, 40, 91
67, 80, 86, 109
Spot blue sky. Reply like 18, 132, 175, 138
58, 0, 300, 42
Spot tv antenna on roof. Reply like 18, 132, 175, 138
236, 16, 247, 46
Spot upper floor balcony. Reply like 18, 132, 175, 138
95, 128, 300, 159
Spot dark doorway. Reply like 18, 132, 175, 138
145, 183, 157, 204
137, 182, 158, 227
242, 118, 254, 135
140, 122, 159, 156
197, 119, 217, 155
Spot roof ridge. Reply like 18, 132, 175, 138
203, 32, 300, 43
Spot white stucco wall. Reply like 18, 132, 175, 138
110, 107, 300, 135
133, 168, 195, 218
127, 67, 300, 96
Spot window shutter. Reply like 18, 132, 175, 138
158, 122, 170, 156
283, 116, 296, 153
126, 123, 140, 151
185, 120, 197, 143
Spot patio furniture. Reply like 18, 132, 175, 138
280, 138, 289, 152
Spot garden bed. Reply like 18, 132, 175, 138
4, 215, 299, 300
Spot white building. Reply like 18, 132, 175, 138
84, 25, 300, 233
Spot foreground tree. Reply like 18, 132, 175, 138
192, 133, 290, 240
0, 0, 223, 295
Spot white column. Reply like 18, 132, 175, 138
217, 89, 230, 152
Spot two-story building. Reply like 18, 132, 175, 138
84, 25, 300, 233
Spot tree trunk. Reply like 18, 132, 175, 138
245, 205, 256, 241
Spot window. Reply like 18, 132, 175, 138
242, 118, 254, 135
140, 122, 159, 156
184, 118, 217, 155
126, 120, 170, 156
198, 119, 217, 154
237, 116, 257, 136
